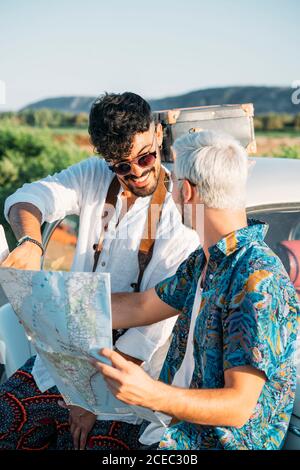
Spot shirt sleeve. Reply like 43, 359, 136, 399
222, 267, 297, 381
154, 248, 200, 311
4, 157, 97, 225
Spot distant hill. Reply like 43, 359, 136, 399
21, 96, 96, 114
22, 86, 298, 115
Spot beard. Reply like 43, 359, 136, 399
122, 167, 160, 197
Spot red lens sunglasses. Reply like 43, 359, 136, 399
108, 132, 157, 176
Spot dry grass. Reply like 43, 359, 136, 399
51, 129, 300, 158
256, 135, 300, 156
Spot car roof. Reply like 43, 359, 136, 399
246, 157, 300, 209
163, 156, 300, 210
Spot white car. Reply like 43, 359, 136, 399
0, 156, 299, 448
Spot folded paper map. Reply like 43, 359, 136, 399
0, 267, 167, 426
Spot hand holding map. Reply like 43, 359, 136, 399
0, 268, 129, 415
0, 267, 168, 426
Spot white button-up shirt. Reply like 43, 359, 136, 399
4, 157, 200, 423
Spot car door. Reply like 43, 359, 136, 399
247, 204, 300, 449
247, 204, 300, 297
42, 215, 79, 271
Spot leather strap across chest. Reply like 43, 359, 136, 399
92, 168, 169, 292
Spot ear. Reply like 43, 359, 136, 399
190, 184, 200, 203
181, 179, 193, 203
155, 122, 163, 148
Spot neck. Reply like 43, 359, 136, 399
195, 206, 248, 261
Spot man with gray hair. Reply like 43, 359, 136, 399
92, 130, 300, 450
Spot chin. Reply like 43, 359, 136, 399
130, 182, 157, 197
127, 172, 159, 197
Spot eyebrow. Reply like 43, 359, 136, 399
136, 142, 152, 157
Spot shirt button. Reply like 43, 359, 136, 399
101, 262, 106, 267
209, 274, 213, 280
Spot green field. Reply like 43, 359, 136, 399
256, 130, 300, 138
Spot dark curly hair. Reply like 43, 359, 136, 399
88, 92, 153, 161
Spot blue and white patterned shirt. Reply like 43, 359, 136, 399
155, 220, 300, 450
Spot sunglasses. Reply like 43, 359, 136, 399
108, 151, 157, 176
108, 131, 157, 176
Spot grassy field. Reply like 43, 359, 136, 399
2, 124, 300, 158
255, 131, 300, 157
47, 128, 300, 158
255, 130, 300, 138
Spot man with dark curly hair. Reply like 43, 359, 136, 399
88, 93, 162, 198
0, 92, 199, 450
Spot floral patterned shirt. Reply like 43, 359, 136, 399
155, 220, 300, 450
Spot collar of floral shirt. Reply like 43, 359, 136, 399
207, 219, 269, 263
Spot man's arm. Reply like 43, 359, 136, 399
93, 349, 266, 428
1, 202, 43, 270
1, 158, 96, 269
112, 251, 198, 331
7, 202, 43, 242
112, 288, 179, 330
114, 230, 200, 367
151, 366, 266, 427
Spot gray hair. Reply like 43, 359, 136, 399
173, 130, 249, 209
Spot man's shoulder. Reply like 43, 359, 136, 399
232, 241, 298, 305
74, 156, 110, 175
237, 241, 286, 276
71, 156, 113, 196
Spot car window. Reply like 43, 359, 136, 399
42, 215, 79, 271
248, 207, 300, 296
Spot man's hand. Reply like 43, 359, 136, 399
1, 242, 42, 270
58, 401, 97, 450
91, 348, 159, 409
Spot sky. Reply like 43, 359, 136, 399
0, 0, 299, 110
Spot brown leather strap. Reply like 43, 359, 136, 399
92, 177, 120, 272
93, 169, 169, 291
133, 168, 168, 292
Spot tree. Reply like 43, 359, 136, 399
262, 114, 285, 131
294, 114, 300, 131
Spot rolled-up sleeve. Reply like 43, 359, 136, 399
4, 159, 88, 225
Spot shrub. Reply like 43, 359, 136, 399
0, 125, 87, 248
0, 109, 89, 129
262, 114, 285, 131
294, 114, 300, 131
271, 145, 300, 159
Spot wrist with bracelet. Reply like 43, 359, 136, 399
17, 235, 45, 256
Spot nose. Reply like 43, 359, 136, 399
130, 163, 145, 177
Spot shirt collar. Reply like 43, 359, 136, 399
208, 219, 269, 260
